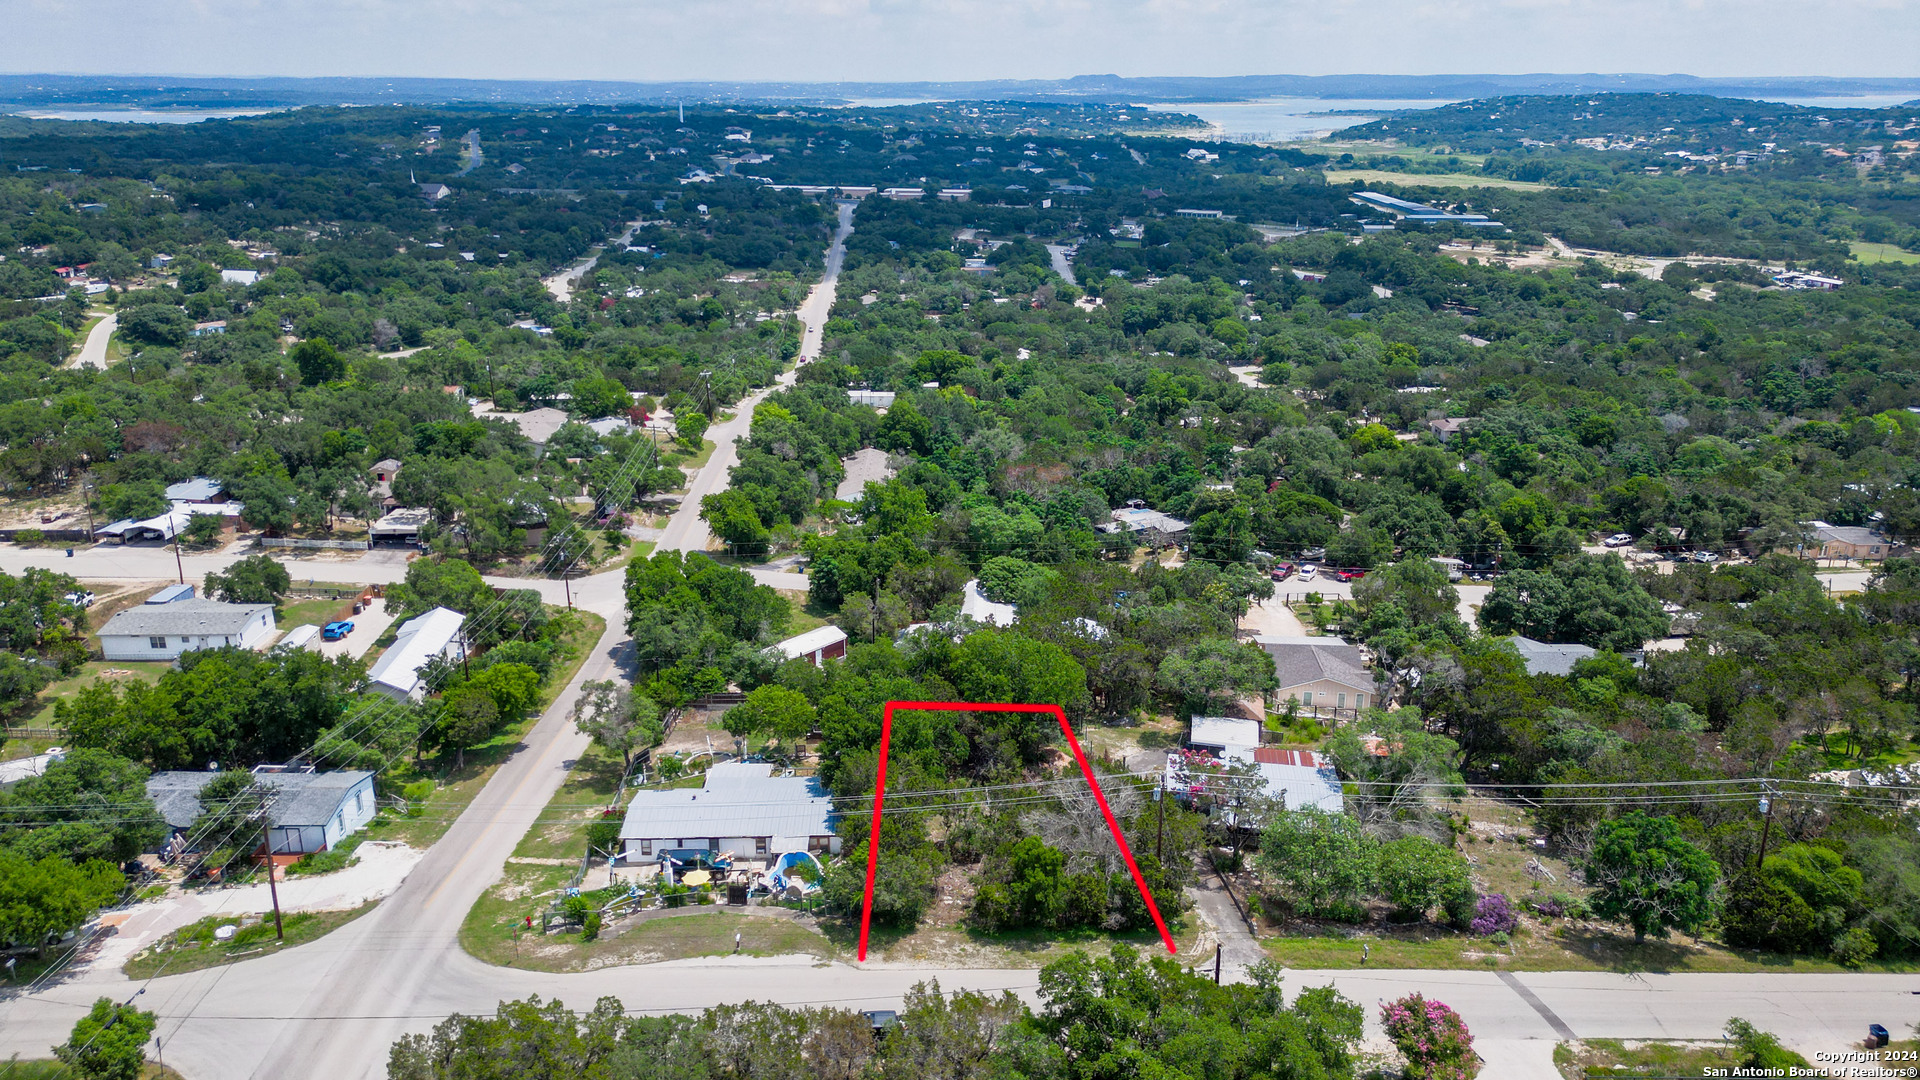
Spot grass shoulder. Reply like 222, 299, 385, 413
121, 902, 376, 979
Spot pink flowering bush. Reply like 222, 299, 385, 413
1469, 893, 1517, 936
1380, 994, 1479, 1080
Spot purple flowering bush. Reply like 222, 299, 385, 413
1380, 993, 1479, 1080
1469, 893, 1517, 936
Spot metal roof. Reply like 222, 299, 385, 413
1190, 715, 1261, 751
619, 762, 834, 842
164, 476, 224, 502
100, 599, 273, 639
771, 625, 847, 659
145, 770, 374, 830
368, 607, 465, 696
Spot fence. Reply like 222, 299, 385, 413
1, 726, 63, 741
259, 538, 369, 551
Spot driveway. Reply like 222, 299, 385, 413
317, 596, 399, 661
71, 312, 117, 369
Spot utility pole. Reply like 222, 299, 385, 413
172, 527, 186, 585
563, 571, 573, 611
1154, 783, 1165, 864
1754, 785, 1777, 869
1213, 943, 1222, 984
260, 818, 284, 941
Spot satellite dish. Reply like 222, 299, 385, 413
208, 761, 219, 771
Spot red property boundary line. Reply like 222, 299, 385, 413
858, 700, 1176, 961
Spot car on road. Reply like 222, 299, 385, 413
1297, 564, 1318, 582
1603, 533, 1635, 547
321, 620, 355, 641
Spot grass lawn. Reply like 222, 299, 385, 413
1, 1063, 183, 1079
1852, 240, 1920, 264
509, 741, 626, 862
121, 903, 376, 979
377, 609, 605, 851
277, 596, 353, 631
1323, 168, 1556, 191
1554, 1038, 1742, 1079
10, 660, 172, 734
784, 589, 831, 635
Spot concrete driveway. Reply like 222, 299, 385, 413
317, 596, 399, 661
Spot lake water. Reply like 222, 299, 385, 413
1142, 98, 1456, 142
13, 109, 286, 124
1767, 94, 1919, 110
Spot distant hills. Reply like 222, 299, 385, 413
1, 72, 1918, 111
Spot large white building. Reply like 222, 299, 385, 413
98, 598, 276, 661
618, 762, 838, 864
367, 606, 467, 700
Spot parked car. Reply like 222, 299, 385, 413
1603, 533, 1635, 547
1297, 565, 1318, 582
63, 590, 95, 608
1269, 564, 1295, 582
1333, 568, 1367, 583
1692, 551, 1720, 564
321, 620, 355, 641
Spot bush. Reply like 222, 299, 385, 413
1831, 926, 1878, 967
581, 913, 602, 942
1469, 894, 1518, 936
1381, 994, 1479, 1079
586, 819, 622, 854
401, 780, 434, 817
13, 528, 44, 547
1725, 1018, 1809, 1071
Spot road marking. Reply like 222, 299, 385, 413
1497, 971, 1577, 1039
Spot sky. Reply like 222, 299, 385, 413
4, 0, 1919, 83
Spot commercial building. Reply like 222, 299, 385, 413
98, 598, 276, 661
1349, 191, 1504, 228
618, 762, 838, 864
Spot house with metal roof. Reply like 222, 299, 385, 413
367, 606, 466, 700
1257, 635, 1375, 714
164, 476, 227, 504
767, 625, 848, 666
618, 762, 838, 865
959, 580, 1016, 627
1169, 719, 1345, 816
98, 599, 275, 661
146, 768, 376, 855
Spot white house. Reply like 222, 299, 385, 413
1173, 716, 1345, 814
960, 580, 1016, 627
146, 768, 377, 856
619, 762, 838, 864
367, 606, 467, 700
768, 625, 848, 666
219, 269, 260, 287
98, 599, 275, 660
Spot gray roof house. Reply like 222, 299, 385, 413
619, 762, 839, 864
98, 599, 275, 661
1257, 635, 1376, 713
146, 769, 377, 856
1509, 635, 1597, 677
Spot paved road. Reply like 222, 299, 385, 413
71, 312, 116, 369
1045, 243, 1077, 286
653, 202, 854, 557
545, 219, 648, 303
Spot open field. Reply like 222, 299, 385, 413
1853, 240, 1920, 264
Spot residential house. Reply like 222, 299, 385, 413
1171, 716, 1345, 814
1098, 507, 1190, 548
618, 761, 839, 864
98, 599, 276, 661
847, 389, 897, 409
369, 459, 402, 508
146, 768, 377, 856
219, 269, 260, 287
767, 625, 848, 667
164, 477, 228, 504
1258, 635, 1374, 714
367, 606, 467, 701
419, 183, 452, 201
369, 506, 433, 546
1427, 417, 1474, 442
1508, 635, 1596, 677
1792, 521, 1908, 561
960, 580, 1016, 627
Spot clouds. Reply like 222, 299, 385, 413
2, 0, 1916, 81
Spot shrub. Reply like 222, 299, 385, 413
1469, 894, 1517, 936
581, 913, 602, 942
401, 780, 434, 817
586, 819, 622, 854
1831, 926, 1878, 967
1380, 994, 1479, 1080
13, 528, 45, 547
